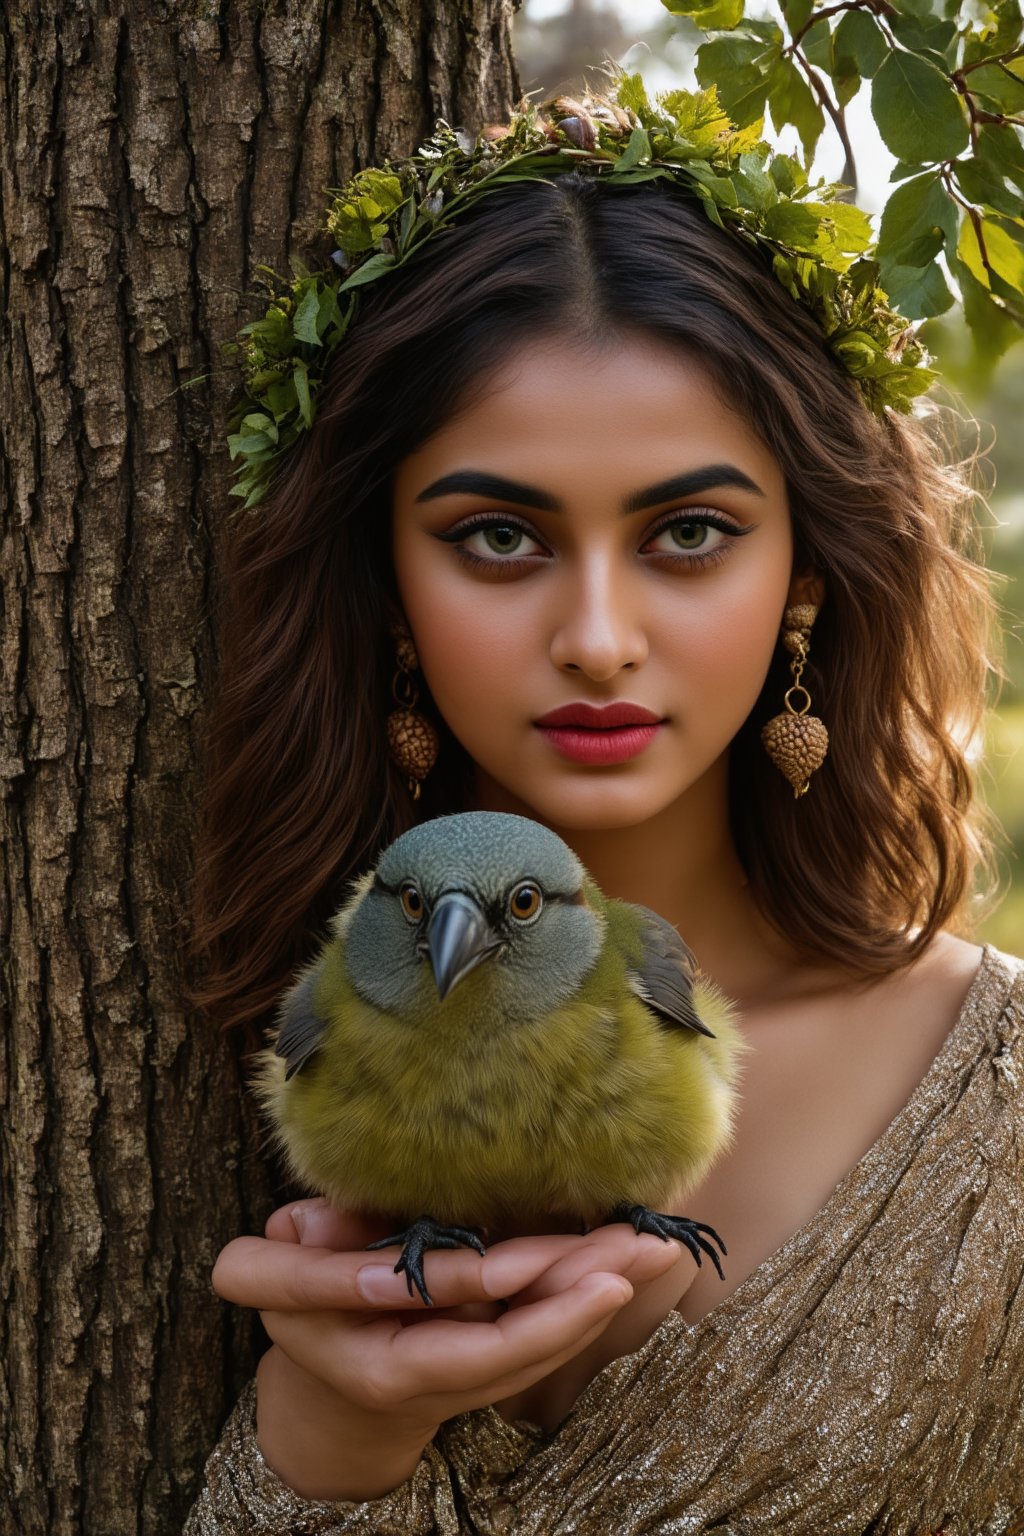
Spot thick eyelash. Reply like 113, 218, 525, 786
435, 511, 749, 576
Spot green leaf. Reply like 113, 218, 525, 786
764, 200, 823, 247
767, 54, 825, 165
889, 0, 938, 17
264, 381, 294, 421
834, 67, 861, 109
292, 284, 323, 346
616, 73, 656, 125
833, 9, 887, 78
769, 151, 806, 195
880, 259, 955, 319
686, 162, 741, 205
606, 166, 671, 183
976, 123, 1024, 194
889, 160, 928, 182
801, 15, 833, 70
661, 0, 744, 25
986, 0, 1024, 55
226, 431, 275, 459
614, 125, 651, 173
889, 10, 958, 68
327, 169, 406, 254
876, 172, 958, 270
817, 201, 873, 253
949, 253, 1022, 375
966, 62, 1024, 116
292, 361, 313, 429
338, 252, 397, 292
239, 412, 277, 436
958, 215, 1024, 296
735, 151, 777, 211
696, 38, 774, 127
740, 17, 785, 45
871, 49, 969, 163
779, 0, 813, 34
954, 157, 1024, 219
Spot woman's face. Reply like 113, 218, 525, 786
391, 330, 798, 830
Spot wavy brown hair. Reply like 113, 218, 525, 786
186, 174, 1001, 1055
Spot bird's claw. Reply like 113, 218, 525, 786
365, 1213, 487, 1306
606, 1202, 728, 1281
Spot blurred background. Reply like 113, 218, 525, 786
512, 0, 1024, 952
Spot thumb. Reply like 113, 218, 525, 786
265, 1198, 394, 1251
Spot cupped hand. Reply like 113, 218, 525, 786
213, 1199, 685, 1438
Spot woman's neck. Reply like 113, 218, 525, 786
467, 762, 806, 1009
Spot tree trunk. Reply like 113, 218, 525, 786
0, 5, 519, 1532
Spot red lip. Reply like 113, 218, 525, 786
535, 702, 664, 728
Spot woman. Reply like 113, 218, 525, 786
183, 121, 1024, 1532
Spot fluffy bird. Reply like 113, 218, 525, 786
253, 810, 747, 1305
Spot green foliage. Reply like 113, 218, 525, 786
660, 0, 1024, 377
219, 73, 937, 513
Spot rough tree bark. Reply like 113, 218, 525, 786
0, 5, 519, 1532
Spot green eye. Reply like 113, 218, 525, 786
399, 882, 423, 922
670, 520, 709, 550
509, 882, 542, 921
483, 526, 524, 555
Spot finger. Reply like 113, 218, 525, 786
261, 1275, 631, 1412
506, 1225, 685, 1308
371, 1270, 633, 1396
264, 1198, 326, 1243
264, 1201, 394, 1249
212, 1232, 604, 1313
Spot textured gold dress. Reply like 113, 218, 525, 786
184, 944, 1024, 1535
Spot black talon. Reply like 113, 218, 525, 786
365, 1213, 487, 1306
605, 1203, 728, 1282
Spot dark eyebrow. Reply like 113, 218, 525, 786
414, 464, 765, 514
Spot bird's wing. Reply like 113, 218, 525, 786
274, 965, 329, 1081
626, 904, 717, 1038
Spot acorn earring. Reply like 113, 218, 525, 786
386, 621, 439, 801
761, 603, 829, 798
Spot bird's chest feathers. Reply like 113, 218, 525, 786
317, 962, 679, 1162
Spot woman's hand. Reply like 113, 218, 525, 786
211, 1199, 683, 1502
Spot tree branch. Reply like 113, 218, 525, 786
793, 49, 857, 190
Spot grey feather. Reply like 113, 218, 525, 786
275, 967, 329, 1081
627, 903, 716, 1038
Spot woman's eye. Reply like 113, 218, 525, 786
462, 522, 543, 560
647, 518, 727, 555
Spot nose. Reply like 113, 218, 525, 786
548, 546, 649, 679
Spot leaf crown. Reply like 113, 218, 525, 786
224, 72, 936, 512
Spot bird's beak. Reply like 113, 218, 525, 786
426, 891, 504, 1000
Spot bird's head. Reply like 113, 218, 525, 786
343, 811, 606, 1026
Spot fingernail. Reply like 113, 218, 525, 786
357, 1264, 406, 1302
291, 1207, 307, 1240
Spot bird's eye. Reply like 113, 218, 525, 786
399, 882, 423, 922
508, 881, 542, 922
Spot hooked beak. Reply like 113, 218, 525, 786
425, 891, 504, 1000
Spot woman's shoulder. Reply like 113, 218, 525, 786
934, 935, 1024, 1171
952, 934, 1024, 1043
927, 933, 1023, 1095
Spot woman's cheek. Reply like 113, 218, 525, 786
414, 605, 521, 736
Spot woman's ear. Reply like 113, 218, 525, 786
786, 569, 826, 612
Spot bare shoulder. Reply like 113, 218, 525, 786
880, 930, 986, 1025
